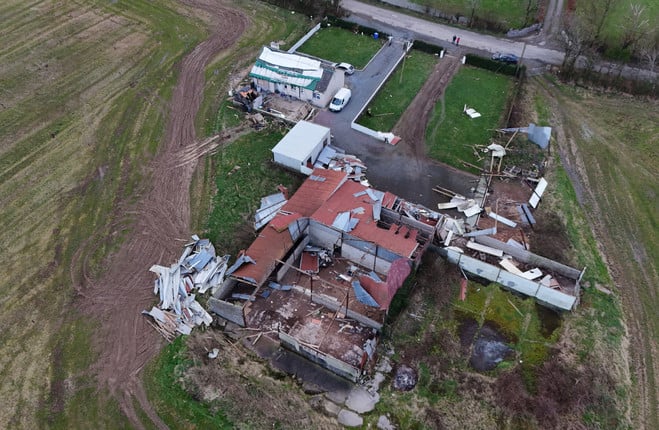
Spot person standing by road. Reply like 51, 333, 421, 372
452, 35, 456, 44
456, 37, 460, 46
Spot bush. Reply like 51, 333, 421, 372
465, 54, 525, 77
411, 39, 444, 55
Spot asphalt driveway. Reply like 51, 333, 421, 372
315, 38, 477, 210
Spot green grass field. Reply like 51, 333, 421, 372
411, 0, 538, 29
0, 0, 207, 427
532, 76, 657, 428
297, 26, 383, 68
206, 128, 303, 253
357, 51, 438, 131
426, 67, 513, 171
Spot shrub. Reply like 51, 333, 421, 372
465, 54, 525, 77
411, 39, 444, 55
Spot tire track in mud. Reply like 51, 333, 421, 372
77, 2, 249, 428
392, 56, 461, 164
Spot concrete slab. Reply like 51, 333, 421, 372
338, 409, 364, 427
346, 386, 380, 413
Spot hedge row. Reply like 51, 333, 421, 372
325, 16, 389, 39
411, 39, 444, 55
465, 54, 525, 77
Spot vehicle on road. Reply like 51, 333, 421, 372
335, 62, 355, 75
491, 52, 519, 64
329, 88, 352, 112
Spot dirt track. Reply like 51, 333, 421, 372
78, 1, 249, 428
393, 55, 461, 160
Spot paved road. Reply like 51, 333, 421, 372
315, 38, 477, 209
341, 0, 657, 81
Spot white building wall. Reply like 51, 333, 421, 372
309, 220, 341, 249
273, 152, 302, 172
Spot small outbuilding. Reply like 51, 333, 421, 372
271, 121, 331, 175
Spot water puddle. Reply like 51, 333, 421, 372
458, 315, 515, 371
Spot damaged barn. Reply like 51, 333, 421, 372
207, 168, 437, 381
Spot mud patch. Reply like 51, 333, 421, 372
535, 303, 561, 339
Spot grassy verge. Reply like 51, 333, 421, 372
192, 1, 308, 232
530, 77, 656, 427
297, 26, 384, 68
144, 337, 233, 428
356, 51, 437, 131
409, 0, 537, 29
426, 67, 513, 172
207, 127, 303, 253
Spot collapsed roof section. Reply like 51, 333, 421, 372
230, 168, 348, 286
311, 180, 421, 259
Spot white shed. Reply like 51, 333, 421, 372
272, 121, 331, 175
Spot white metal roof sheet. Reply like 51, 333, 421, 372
250, 64, 318, 88
260, 46, 321, 71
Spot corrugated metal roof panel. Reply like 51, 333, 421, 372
230, 228, 294, 286
283, 168, 348, 217
230, 169, 348, 286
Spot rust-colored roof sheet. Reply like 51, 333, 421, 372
231, 226, 293, 286
311, 181, 419, 258
269, 212, 301, 232
359, 258, 412, 310
231, 168, 348, 286
283, 168, 348, 216
382, 191, 397, 209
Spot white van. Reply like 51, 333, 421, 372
329, 88, 351, 112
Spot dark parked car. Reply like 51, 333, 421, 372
491, 52, 519, 64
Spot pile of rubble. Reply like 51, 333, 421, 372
313, 145, 369, 185
142, 235, 229, 341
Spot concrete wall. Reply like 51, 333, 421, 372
312, 293, 382, 330
442, 248, 577, 311
289, 217, 309, 242
288, 23, 321, 53
273, 152, 303, 172
314, 71, 346, 108
276, 235, 310, 282
279, 331, 361, 381
341, 237, 395, 274
474, 236, 582, 280
208, 297, 246, 326
310, 219, 342, 249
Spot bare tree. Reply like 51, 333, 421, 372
466, 0, 481, 28
559, 12, 596, 74
619, 4, 650, 52
639, 28, 658, 75
524, 0, 539, 27
581, 0, 619, 44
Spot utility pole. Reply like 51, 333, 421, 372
507, 42, 527, 125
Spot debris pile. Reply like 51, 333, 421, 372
143, 235, 229, 340
327, 154, 368, 184
255, 192, 287, 230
